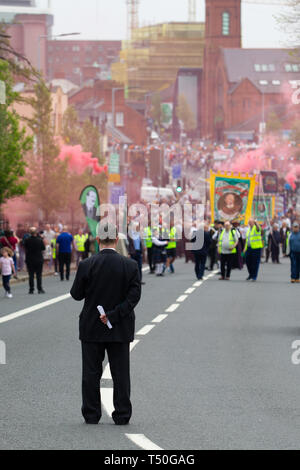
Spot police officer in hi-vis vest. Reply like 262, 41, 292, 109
74, 229, 88, 267
244, 218, 263, 282
214, 221, 239, 280
144, 225, 155, 274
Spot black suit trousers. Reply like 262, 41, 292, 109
58, 252, 71, 280
27, 261, 43, 292
81, 341, 131, 424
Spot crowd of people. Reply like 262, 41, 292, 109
0, 210, 300, 299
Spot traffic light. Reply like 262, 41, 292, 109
176, 180, 183, 193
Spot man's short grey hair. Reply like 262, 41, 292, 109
98, 222, 118, 244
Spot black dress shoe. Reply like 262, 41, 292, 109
85, 420, 99, 425
28, 290, 34, 294
113, 419, 130, 425
38, 289, 45, 294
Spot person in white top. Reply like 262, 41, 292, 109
0, 247, 15, 298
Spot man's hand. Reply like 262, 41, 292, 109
100, 314, 108, 325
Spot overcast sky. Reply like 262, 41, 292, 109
36, 0, 290, 48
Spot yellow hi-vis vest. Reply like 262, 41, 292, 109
74, 234, 87, 252
166, 227, 177, 249
245, 226, 263, 250
218, 229, 237, 254
144, 227, 152, 248
51, 238, 57, 259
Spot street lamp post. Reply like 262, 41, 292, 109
37, 32, 80, 74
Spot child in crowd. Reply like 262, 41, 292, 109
0, 247, 15, 298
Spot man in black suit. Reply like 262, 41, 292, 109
24, 227, 45, 294
70, 223, 141, 425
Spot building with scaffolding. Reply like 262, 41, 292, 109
111, 22, 205, 102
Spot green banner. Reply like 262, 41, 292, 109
79, 185, 100, 239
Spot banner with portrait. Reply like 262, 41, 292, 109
79, 185, 100, 238
260, 171, 278, 194
209, 172, 256, 225
252, 196, 275, 224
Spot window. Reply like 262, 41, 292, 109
106, 112, 113, 126
98, 45, 103, 52
48, 45, 53, 52
254, 64, 261, 72
73, 68, 80, 74
85, 45, 93, 52
116, 112, 124, 127
259, 80, 268, 85
268, 64, 275, 71
292, 64, 299, 72
85, 56, 92, 63
261, 64, 268, 72
272, 80, 280, 85
72, 45, 80, 52
285, 64, 292, 72
222, 12, 230, 36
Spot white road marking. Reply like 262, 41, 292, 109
125, 434, 163, 451
142, 267, 149, 272
152, 314, 168, 323
102, 340, 140, 380
185, 287, 195, 294
136, 324, 155, 336
193, 281, 203, 287
176, 295, 188, 302
102, 363, 112, 380
165, 303, 179, 313
0, 294, 71, 324
130, 339, 140, 351
101, 388, 114, 417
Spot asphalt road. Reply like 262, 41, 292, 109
0, 257, 299, 450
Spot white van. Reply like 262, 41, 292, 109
141, 186, 175, 202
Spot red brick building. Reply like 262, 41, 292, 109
0, 1, 53, 75
47, 40, 122, 86
201, 0, 300, 142
68, 79, 148, 146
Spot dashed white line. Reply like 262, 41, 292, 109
193, 281, 203, 287
125, 433, 164, 451
152, 314, 168, 323
165, 303, 179, 313
0, 294, 71, 324
176, 295, 188, 302
130, 339, 140, 351
136, 324, 155, 336
185, 287, 195, 294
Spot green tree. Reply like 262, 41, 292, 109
28, 79, 68, 220
176, 94, 196, 132
291, 120, 300, 160
150, 93, 163, 127
62, 105, 81, 145
266, 111, 282, 134
81, 118, 103, 163
277, 0, 300, 49
0, 60, 32, 207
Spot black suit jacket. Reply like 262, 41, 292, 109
70, 249, 141, 343
24, 235, 45, 265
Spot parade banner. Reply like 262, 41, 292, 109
209, 171, 256, 224
79, 185, 100, 238
252, 196, 275, 224
260, 171, 278, 194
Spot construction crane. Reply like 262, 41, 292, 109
127, 0, 140, 39
188, 0, 197, 22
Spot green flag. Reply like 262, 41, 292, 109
79, 185, 100, 239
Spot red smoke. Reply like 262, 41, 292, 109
58, 145, 107, 175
